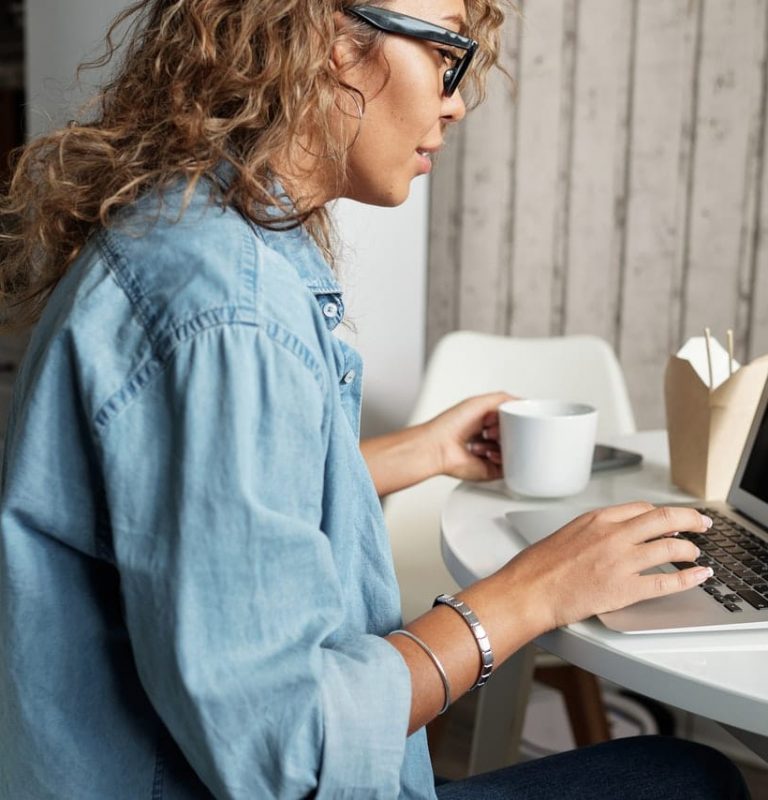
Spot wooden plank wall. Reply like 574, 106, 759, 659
427, 0, 768, 427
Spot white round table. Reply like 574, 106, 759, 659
441, 431, 768, 767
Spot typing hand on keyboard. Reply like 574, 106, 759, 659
678, 509, 768, 613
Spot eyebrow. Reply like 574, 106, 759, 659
442, 13, 468, 34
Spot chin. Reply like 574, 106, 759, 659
377, 187, 410, 208
347, 177, 412, 208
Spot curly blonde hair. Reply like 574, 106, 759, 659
0, 0, 507, 329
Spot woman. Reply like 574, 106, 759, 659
0, 1, 750, 798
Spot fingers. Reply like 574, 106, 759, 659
576, 501, 657, 525
467, 440, 501, 464
466, 392, 516, 415
481, 393, 520, 435
440, 393, 513, 441
632, 536, 701, 572
636, 564, 714, 600
481, 423, 499, 441
476, 460, 504, 481
460, 443, 504, 480
456, 393, 516, 428
617, 505, 712, 543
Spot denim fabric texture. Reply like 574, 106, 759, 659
0, 180, 435, 799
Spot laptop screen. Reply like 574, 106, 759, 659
729, 374, 768, 524
740, 400, 768, 503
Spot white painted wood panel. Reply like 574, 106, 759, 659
681, 0, 767, 360
456, 13, 520, 334
507, 0, 566, 336
562, 0, 632, 344
548, 0, 578, 336
751, 192, 768, 356
749, 13, 768, 362
428, 0, 768, 429
667, 0, 702, 354
618, 0, 696, 427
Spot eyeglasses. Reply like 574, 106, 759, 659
344, 5, 478, 97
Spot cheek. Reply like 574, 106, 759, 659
390, 70, 440, 125
371, 43, 442, 132
342, 50, 443, 203
372, 85, 441, 157
344, 127, 415, 206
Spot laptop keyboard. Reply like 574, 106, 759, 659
676, 508, 768, 613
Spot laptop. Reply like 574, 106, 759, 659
506, 377, 768, 634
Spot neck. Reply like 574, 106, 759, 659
271, 135, 341, 212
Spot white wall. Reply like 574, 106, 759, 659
334, 191, 428, 437
25, 0, 428, 437
25, 0, 124, 137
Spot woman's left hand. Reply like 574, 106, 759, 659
361, 392, 515, 496
424, 392, 515, 482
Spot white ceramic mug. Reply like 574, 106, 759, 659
498, 399, 598, 498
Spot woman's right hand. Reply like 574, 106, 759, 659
490, 502, 713, 635
398, 502, 713, 731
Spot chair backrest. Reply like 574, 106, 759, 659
386, 332, 636, 623
409, 331, 636, 436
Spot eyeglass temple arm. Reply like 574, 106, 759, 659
346, 6, 475, 51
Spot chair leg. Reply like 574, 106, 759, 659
534, 664, 611, 746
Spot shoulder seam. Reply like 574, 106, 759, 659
98, 219, 254, 356
92, 317, 328, 436
97, 230, 158, 347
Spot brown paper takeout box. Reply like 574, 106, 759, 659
665, 352, 768, 501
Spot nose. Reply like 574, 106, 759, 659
442, 87, 467, 123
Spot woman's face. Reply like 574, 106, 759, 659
339, 0, 469, 207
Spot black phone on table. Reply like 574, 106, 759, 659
591, 444, 643, 472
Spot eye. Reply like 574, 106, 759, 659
436, 47, 460, 67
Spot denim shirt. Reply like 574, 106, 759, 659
0, 180, 436, 799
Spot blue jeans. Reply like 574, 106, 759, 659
436, 736, 751, 799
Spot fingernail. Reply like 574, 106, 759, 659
694, 547, 701, 559
700, 514, 713, 529
695, 566, 714, 582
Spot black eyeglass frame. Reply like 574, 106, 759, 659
344, 5, 478, 97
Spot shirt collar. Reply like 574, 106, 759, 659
256, 223, 346, 331
211, 164, 344, 330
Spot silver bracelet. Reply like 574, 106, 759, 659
390, 629, 452, 715
433, 594, 494, 690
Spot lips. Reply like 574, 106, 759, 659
416, 144, 442, 158
415, 150, 433, 175
416, 144, 442, 173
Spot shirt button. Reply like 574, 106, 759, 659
342, 370, 356, 384
322, 302, 338, 318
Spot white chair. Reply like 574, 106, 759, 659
386, 331, 635, 622
384, 331, 636, 772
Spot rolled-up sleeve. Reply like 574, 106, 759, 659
96, 322, 412, 798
